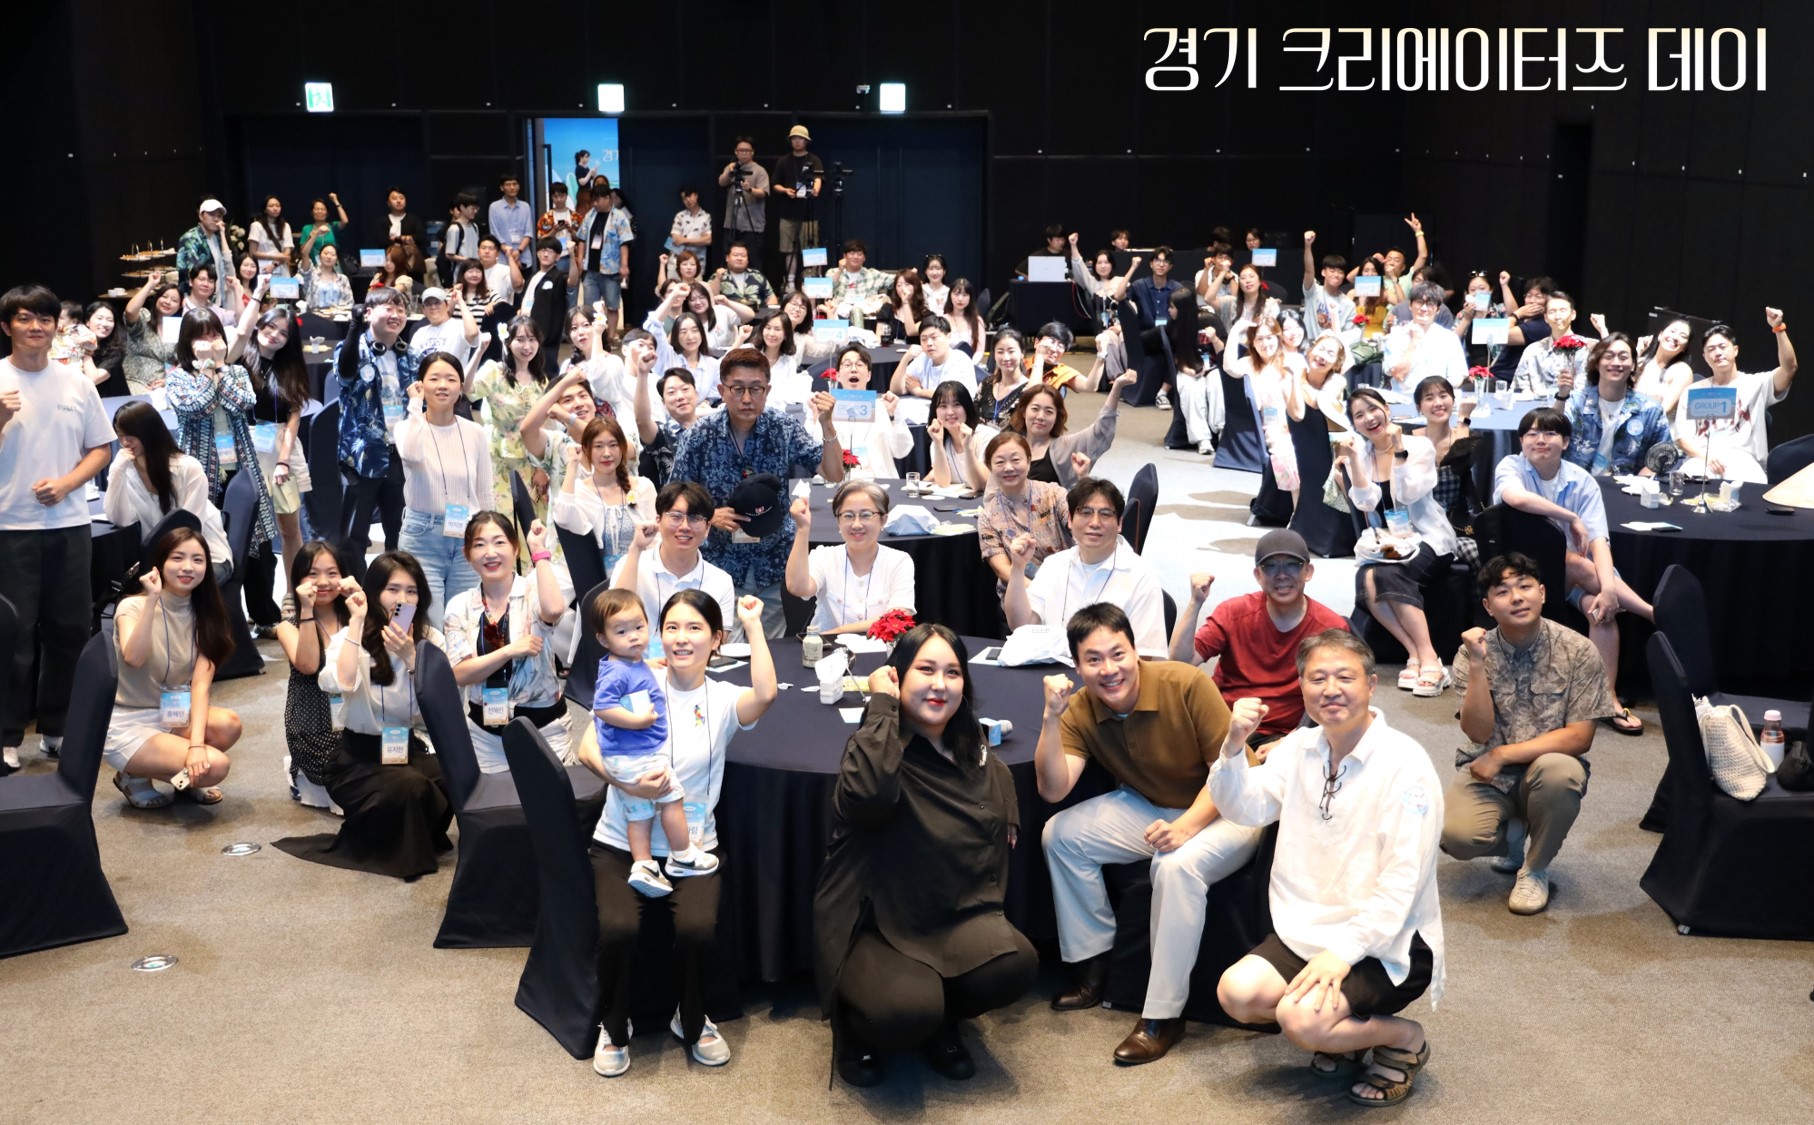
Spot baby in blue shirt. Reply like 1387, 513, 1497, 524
591, 589, 718, 896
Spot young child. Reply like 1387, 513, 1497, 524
590, 588, 719, 896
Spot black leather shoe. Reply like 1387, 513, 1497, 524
1051, 955, 1109, 1011
922, 1023, 976, 1081
1113, 1017, 1186, 1064
837, 1043, 885, 1088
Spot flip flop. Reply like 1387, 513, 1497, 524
1602, 707, 1644, 737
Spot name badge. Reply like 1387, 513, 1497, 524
644, 636, 664, 661
329, 694, 346, 731
381, 726, 410, 766
481, 686, 510, 726
624, 689, 653, 714
591, 236, 604, 251
251, 422, 279, 455
1155, 316, 1170, 328
214, 431, 237, 469
383, 401, 405, 428
443, 504, 470, 538
160, 688, 192, 729
681, 800, 708, 846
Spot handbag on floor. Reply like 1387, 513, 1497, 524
1695, 697, 1774, 800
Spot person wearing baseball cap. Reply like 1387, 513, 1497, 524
175, 198, 232, 305
1170, 529, 1350, 744
410, 286, 483, 366
774, 125, 824, 288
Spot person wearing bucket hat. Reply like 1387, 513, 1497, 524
176, 199, 232, 305
669, 348, 846, 637
1170, 529, 1350, 743
775, 126, 824, 288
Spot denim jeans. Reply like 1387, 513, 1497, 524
397, 509, 478, 628
579, 270, 624, 312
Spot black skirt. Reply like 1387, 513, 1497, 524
273, 730, 452, 880
1357, 543, 1451, 611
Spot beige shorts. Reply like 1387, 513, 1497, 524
778, 218, 819, 253
103, 707, 176, 772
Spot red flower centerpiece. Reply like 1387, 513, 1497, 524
1467, 365, 1493, 381
1553, 334, 1588, 353
868, 608, 916, 646
841, 448, 861, 469
1351, 312, 1369, 326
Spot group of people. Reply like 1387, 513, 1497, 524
1, 178, 1798, 1108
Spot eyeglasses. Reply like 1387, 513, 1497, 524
1258, 560, 1305, 578
837, 510, 880, 524
661, 511, 709, 527
722, 383, 769, 399
1410, 299, 1439, 310
1074, 506, 1119, 523
1320, 760, 1346, 821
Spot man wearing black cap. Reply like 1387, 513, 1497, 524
668, 347, 844, 637
1170, 529, 1350, 744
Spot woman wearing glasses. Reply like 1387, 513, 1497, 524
785, 480, 917, 636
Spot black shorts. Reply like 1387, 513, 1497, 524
1250, 932, 1434, 1016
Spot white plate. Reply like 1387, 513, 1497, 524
719, 642, 751, 658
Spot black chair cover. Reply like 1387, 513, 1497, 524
1101, 824, 1278, 1028
1652, 565, 1807, 736
565, 580, 612, 710
0, 632, 129, 958
502, 718, 601, 1057
510, 470, 537, 538
1766, 433, 1814, 486
418, 643, 607, 949
214, 468, 265, 681
1122, 463, 1158, 553
304, 401, 343, 548
1214, 371, 1267, 473
1286, 409, 1355, 558
1639, 634, 1814, 940
1472, 504, 1587, 631
1249, 453, 1294, 527
557, 525, 607, 608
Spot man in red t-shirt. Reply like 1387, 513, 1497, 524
1169, 529, 1349, 741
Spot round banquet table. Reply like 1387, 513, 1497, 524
1602, 478, 1814, 685
710, 637, 1107, 982
789, 478, 1003, 639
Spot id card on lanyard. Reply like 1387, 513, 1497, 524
381, 726, 410, 765
481, 686, 511, 726
214, 430, 237, 469
160, 688, 192, 730
444, 504, 471, 538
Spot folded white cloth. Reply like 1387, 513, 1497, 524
998, 624, 1073, 667
884, 505, 940, 535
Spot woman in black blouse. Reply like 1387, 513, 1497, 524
815, 624, 1036, 1088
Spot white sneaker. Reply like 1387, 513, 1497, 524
1509, 868, 1551, 915
40, 734, 62, 759
666, 848, 721, 880
1196, 440, 1214, 456
1155, 391, 1171, 409
1492, 819, 1527, 874
593, 1020, 632, 1077
628, 859, 673, 898
672, 1010, 731, 1066
1, 745, 20, 772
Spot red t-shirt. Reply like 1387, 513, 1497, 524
1192, 592, 1350, 735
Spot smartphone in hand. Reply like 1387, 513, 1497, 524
392, 602, 416, 630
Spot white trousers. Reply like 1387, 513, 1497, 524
1042, 787, 1262, 1018
1175, 369, 1224, 447
470, 712, 574, 774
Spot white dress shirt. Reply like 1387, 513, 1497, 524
1208, 708, 1446, 1007
1024, 542, 1166, 657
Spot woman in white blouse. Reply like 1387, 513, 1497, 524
104, 401, 232, 580
1335, 388, 1459, 697
823, 345, 911, 478
275, 551, 453, 880
1634, 317, 1696, 417
444, 513, 574, 772
552, 416, 656, 584
394, 353, 496, 624
753, 308, 808, 406
784, 480, 917, 636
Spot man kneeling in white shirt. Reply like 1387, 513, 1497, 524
1211, 629, 1445, 1110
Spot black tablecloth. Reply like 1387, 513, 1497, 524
1604, 479, 1814, 684
712, 637, 1089, 982
794, 478, 1002, 639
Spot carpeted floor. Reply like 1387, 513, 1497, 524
4, 391, 1813, 1124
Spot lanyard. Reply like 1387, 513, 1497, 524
1061, 550, 1117, 626
376, 656, 415, 726
843, 549, 877, 623
160, 597, 180, 687
662, 674, 720, 812
425, 417, 471, 509
655, 554, 706, 609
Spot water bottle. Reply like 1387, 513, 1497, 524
1760, 710, 1787, 769
802, 626, 823, 668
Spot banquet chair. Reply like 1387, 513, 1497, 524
510, 470, 537, 538
1653, 565, 1807, 736
1765, 434, 1814, 486
1286, 408, 1356, 558
303, 401, 343, 547
1336, 467, 1475, 664
140, 508, 202, 566
417, 642, 606, 949
557, 525, 607, 608
0, 631, 129, 958
502, 717, 601, 1058
213, 468, 266, 681
1639, 634, 1814, 940
1213, 370, 1267, 473
565, 580, 612, 709
1121, 463, 1157, 553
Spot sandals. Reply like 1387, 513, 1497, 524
1396, 666, 1419, 691
178, 782, 225, 805
1348, 1040, 1430, 1108
1310, 1049, 1367, 1078
1411, 663, 1451, 698
1602, 707, 1645, 737
113, 773, 173, 810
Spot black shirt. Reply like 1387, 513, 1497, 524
774, 153, 825, 221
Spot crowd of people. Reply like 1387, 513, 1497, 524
3, 136, 1802, 1107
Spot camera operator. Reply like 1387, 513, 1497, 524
774, 125, 824, 290
718, 137, 769, 252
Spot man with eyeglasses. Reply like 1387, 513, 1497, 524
1382, 282, 1467, 394
1211, 629, 1444, 1110
611, 479, 741, 642
1036, 602, 1260, 1065
669, 348, 844, 637
1004, 477, 1166, 657
1170, 530, 1350, 745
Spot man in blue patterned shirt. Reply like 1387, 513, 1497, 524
669, 348, 844, 637
175, 200, 231, 305
335, 288, 429, 558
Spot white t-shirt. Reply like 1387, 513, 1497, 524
593, 673, 754, 855
805, 544, 916, 633
1674, 370, 1785, 467
1382, 324, 1467, 389
610, 548, 741, 643
905, 352, 979, 398
1024, 542, 1167, 657
319, 627, 446, 734
0, 358, 116, 530
1594, 395, 1622, 471
484, 263, 516, 305
411, 319, 472, 366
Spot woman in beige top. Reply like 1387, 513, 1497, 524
105, 528, 243, 808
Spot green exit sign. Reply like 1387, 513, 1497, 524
304, 82, 334, 113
